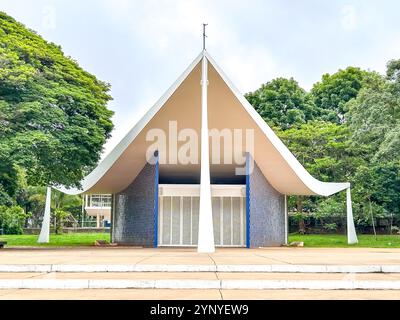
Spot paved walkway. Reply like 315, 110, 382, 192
1, 247, 400, 265
2, 272, 400, 280
0, 288, 400, 300
1, 247, 400, 299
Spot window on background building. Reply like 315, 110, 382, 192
89, 195, 111, 207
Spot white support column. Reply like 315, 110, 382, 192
284, 195, 288, 245
81, 194, 85, 228
346, 187, 358, 244
38, 186, 52, 243
197, 53, 215, 253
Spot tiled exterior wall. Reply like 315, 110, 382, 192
111, 162, 157, 246
247, 159, 286, 247
110, 155, 285, 247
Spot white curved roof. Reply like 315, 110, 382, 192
58, 51, 349, 196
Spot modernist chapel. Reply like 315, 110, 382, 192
38, 50, 358, 252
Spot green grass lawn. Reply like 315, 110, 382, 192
1, 233, 400, 248
289, 234, 400, 248
0, 233, 110, 247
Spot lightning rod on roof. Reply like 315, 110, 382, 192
203, 23, 208, 50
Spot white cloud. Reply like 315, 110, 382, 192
102, 92, 159, 159
341, 4, 357, 30
220, 48, 278, 94
367, 33, 400, 75
6, 0, 400, 159
98, 0, 209, 55
97, 0, 280, 158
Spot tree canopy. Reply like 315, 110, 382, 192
245, 77, 328, 130
311, 67, 368, 123
276, 121, 360, 183
0, 12, 114, 198
246, 60, 399, 232
0, 11, 398, 234
348, 61, 400, 162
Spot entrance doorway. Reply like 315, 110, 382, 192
157, 185, 246, 247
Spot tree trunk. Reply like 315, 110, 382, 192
369, 198, 377, 238
390, 212, 393, 235
296, 196, 306, 234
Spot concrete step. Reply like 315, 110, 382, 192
2, 271, 400, 280
1, 279, 400, 290
1, 272, 400, 289
0, 264, 400, 273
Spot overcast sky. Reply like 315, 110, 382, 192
1, 0, 400, 157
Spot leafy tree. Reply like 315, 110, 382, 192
311, 67, 368, 123
315, 197, 345, 221
245, 78, 328, 130
0, 162, 26, 206
347, 68, 399, 162
52, 209, 70, 234
0, 160, 20, 205
17, 186, 47, 226
247, 60, 399, 233
387, 59, 400, 83
344, 61, 400, 225
0, 186, 13, 207
51, 189, 81, 218
276, 121, 363, 232
277, 121, 361, 182
0, 205, 30, 234
352, 162, 400, 218
17, 187, 82, 228
0, 12, 114, 194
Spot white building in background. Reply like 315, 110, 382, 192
83, 194, 111, 228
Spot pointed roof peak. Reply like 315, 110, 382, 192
58, 50, 350, 197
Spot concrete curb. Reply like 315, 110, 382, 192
0, 264, 400, 273
1, 279, 400, 290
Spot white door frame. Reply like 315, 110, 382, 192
158, 184, 246, 247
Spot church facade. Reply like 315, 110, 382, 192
42, 51, 358, 251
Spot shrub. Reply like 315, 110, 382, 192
52, 209, 70, 234
323, 223, 338, 232
0, 186, 13, 206
391, 226, 400, 235
0, 205, 30, 234
315, 198, 345, 219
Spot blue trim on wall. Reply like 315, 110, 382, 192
153, 152, 159, 248
245, 153, 250, 248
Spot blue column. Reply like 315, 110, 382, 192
245, 153, 250, 248
153, 152, 159, 248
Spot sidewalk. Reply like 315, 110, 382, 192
1, 289, 400, 300
1, 247, 400, 265
1, 247, 400, 299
